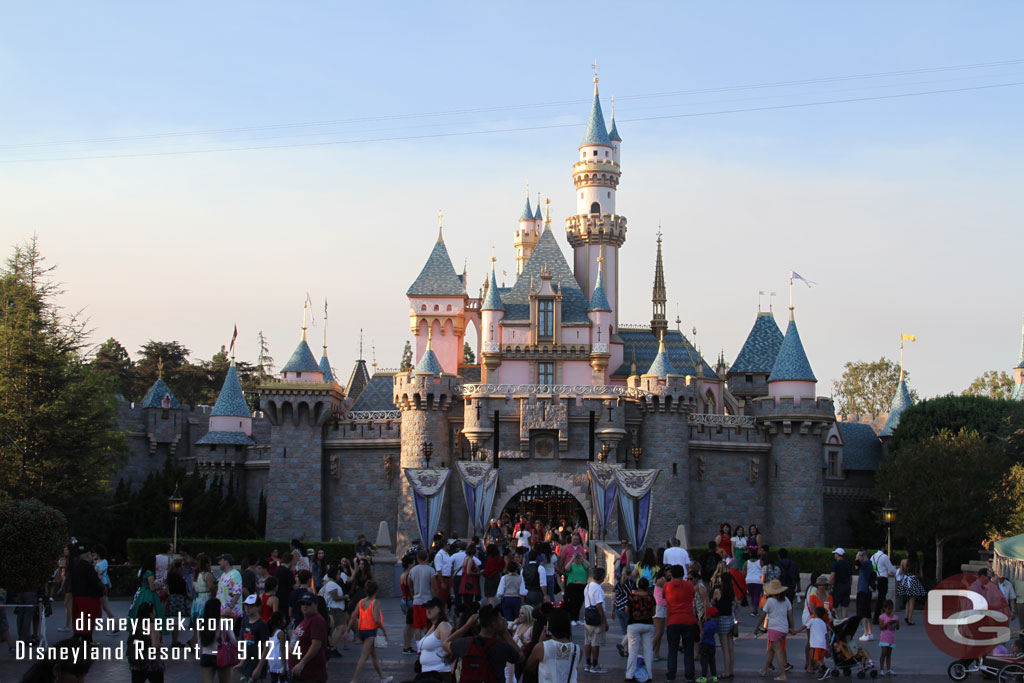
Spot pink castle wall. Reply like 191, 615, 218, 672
210, 415, 252, 435
768, 380, 817, 405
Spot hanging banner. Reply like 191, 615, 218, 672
614, 468, 660, 551
588, 463, 621, 539
405, 468, 451, 547
456, 462, 499, 532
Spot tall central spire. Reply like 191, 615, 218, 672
651, 228, 667, 338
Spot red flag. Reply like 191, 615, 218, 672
229, 324, 238, 356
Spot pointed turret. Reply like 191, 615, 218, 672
651, 230, 667, 338
413, 333, 444, 377
519, 195, 534, 222
581, 81, 611, 146
140, 377, 183, 409
589, 263, 611, 312
534, 202, 543, 222
319, 355, 335, 383
197, 361, 255, 446
727, 310, 785, 402
767, 308, 817, 404
346, 359, 370, 401
407, 233, 467, 297
880, 379, 914, 437
211, 364, 249, 417
644, 332, 677, 380
608, 116, 621, 142
481, 264, 504, 311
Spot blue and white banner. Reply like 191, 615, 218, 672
405, 468, 450, 547
456, 461, 499, 532
614, 469, 660, 551
588, 463, 620, 539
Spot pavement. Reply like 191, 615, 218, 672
0, 597, 960, 682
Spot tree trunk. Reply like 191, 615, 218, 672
936, 537, 945, 582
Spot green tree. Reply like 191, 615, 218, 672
400, 340, 413, 371
877, 428, 1013, 580
963, 370, 1015, 400
463, 341, 476, 365
134, 340, 191, 399
0, 239, 126, 512
0, 499, 67, 592
93, 337, 134, 398
832, 357, 918, 415
890, 394, 1024, 459
989, 463, 1024, 541
256, 330, 275, 380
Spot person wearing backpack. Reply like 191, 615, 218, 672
523, 551, 547, 608
776, 548, 800, 602
445, 605, 523, 683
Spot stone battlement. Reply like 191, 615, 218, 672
749, 395, 835, 419
393, 371, 461, 411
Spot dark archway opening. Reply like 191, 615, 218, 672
501, 485, 588, 528
589, 201, 601, 214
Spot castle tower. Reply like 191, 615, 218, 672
767, 308, 817, 405
727, 310, 784, 408
393, 333, 459, 551
480, 258, 505, 382
651, 231, 667, 339
138, 375, 186, 456
407, 222, 468, 373
588, 249, 613, 383
281, 305, 324, 383
879, 379, 914, 438
197, 362, 254, 447
1014, 315, 1024, 401
318, 301, 335, 384
566, 76, 627, 330
514, 193, 541, 275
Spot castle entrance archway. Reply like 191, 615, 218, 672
500, 485, 588, 528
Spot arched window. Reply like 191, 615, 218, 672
433, 304, 440, 311
421, 304, 426, 311
590, 202, 600, 214
446, 304, 452, 312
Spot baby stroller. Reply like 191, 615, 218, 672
823, 617, 878, 679
948, 652, 1024, 682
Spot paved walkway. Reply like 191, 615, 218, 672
0, 597, 957, 682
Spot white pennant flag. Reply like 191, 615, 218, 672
790, 271, 816, 287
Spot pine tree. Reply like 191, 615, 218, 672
256, 331, 275, 379
93, 337, 134, 398
400, 340, 413, 371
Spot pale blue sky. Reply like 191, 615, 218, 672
2, 2, 1022, 398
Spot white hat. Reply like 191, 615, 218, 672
833, 547, 846, 556
244, 594, 259, 606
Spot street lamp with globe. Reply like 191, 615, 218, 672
882, 494, 896, 557
168, 485, 184, 554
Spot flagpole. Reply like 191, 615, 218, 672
323, 300, 328, 355
788, 272, 794, 320
301, 298, 308, 341
899, 339, 904, 383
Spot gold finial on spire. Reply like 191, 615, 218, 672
371, 340, 377, 371
490, 245, 496, 266
658, 329, 667, 353
592, 58, 599, 90
157, 356, 164, 379
544, 197, 551, 229
437, 209, 444, 242
301, 296, 309, 341
427, 328, 434, 349
323, 299, 329, 354
598, 243, 605, 264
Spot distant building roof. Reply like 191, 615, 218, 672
349, 373, 397, 412
346, 359, 371, 400
210, 364, 250, 417
589, 267, 611, 312
837, 422, 884, 471
645, 337, 676, 379
407, 236, 467, 297
281, 339, 321, 374
319, 355, 335, 383
880, 379, 914, 437
768, 318, 816, 382
196, 430, 255, 446
581, 87, 611, 147
500, 230, 589, 324
730, 312, 784, 374
140, 378, 182, 409
613, 328, 716, 377
414, 345, 444, 376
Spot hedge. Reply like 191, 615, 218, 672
126, 538, 357, 566
687, 547, 907, 575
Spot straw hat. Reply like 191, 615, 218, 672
764, 579, 787, 596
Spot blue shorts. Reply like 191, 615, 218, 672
880, 642, 894, 648
359, 628, 377, 641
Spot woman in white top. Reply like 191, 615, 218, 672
265, 611, 289, 683
417, 598, 452, 683
755, 580, 794, 681
744, 553, 763, 616
526, 608, 582, 683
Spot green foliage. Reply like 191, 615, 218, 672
688, 546, 907, 578
93, 337, 133, 397
400, 340, 413, 372
989, 463, 1024, 540
0, 238, 127, 511
0, 499, 67, 592
963, 370, 1015, 400
256, 331, 275, 379
890, 394, 1024, 459
832, 357, 918, 415
126, 538, 356, 565
133, 340, 191, 400
463, 342, 476, 365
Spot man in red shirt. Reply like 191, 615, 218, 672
558, 532, 587, 569
663, 564, 699, 683
290, 590, 328, 682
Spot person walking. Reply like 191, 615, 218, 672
711, 559, 737, 679
190, 554, 214, 647
482, 544, 505, 607
128, 601, 166, 683
614, 567, 637, 658
731, 527, 747, 568
408, 550, 438, 652
526, 608, 582, 683
896, 550, 926, 625
497, 561, 527, 622
215, 553, 243, 633
582, 567, 609, 674
417, 598, 453, 683
744, 550, 763, 618
563, 551, 589, 625
854, 550, 875, 642
293, 588, 332, 683
651, 568, 668, 663
130, 554, 165, 622
755, 580, 794, 681
664, 564, 698, 683
625, 577, 657, 682
198, 598, 237, 683
870, 546, 895, 624
828, 549, 853, 621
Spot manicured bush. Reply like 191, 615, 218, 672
126, 538, 357, 566
0, 499, 67, 593
687, 546, 906, 577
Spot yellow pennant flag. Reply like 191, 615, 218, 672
901, 333, 916, 342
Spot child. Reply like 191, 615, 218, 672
878, 599, 900, 675
794, 605, 829, 680
698, 605, 719, 683
240, 594, 270, 682
265, 611, 289, 683
260, 576, 279, 623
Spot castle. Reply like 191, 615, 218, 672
116, 76, 1023, 552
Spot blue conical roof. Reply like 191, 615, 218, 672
211, 363, 250, 417
482, 266, 504, 311
414, 344, 444, 376
519, 196, 534, 221
646, 337, 676, 379
589, 268, 611, 312
580, 87, 611, 146
282, 338, 321, 374
140, 378, 182, 409
880, 379, 914, 437
534, 203, 543, 221
768, 317, 816, 382
608, 117, 621, 142
319, 355, 334, 383
407, 236, 467, 297
730, 312, 784, 374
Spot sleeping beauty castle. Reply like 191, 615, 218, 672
114, 75, 943, 554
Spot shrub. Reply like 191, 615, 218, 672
688, 546, 906, 577
126, 538, 357, 566
0, 499, 68, 593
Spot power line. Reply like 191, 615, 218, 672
1, 57, 1022, 151
1, 80, 1021, 164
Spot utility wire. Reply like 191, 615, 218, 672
1, 80, 1021, 164
1, 57, 1022, 151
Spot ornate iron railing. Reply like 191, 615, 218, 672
457, 384, 650, 399
687, 413, 756, 427
345, 410, 402, 421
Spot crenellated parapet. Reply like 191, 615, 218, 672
749, 395, 835, 436
393, 371, 461, 412
565, 214, 627, 248
634, 373, 699, 414
258, 380, 346, 427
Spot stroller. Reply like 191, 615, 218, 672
948, 652, 1024, 681
822, 617, 878, 679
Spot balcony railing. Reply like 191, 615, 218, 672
458, 384, 650, 399
688, 413, 756, 427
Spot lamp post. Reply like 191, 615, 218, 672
882, 493, 896, 558
422, 441, 433, 468
168, 485, 184, 555
599, 442, 611, 463
630, 445, 643, 469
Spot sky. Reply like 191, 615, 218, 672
1, 2, 1023, 399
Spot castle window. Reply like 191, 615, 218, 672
607, 192, 611, 198
745, 374, 753, 384
433, 304, 439, 311
421, 304, 426, 311
537, 299, 554, 339
538, 362, 554, 385
580, 192, 584, 199
827, 450, 841, 478
592, 150, 597, 156
296, 372, 301, 378
590, 202, 600, 214
605, 151, 609, 157
446, 304, 452, 312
